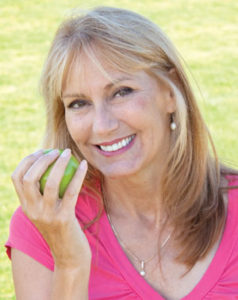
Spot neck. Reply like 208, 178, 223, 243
102, 170, 165, 225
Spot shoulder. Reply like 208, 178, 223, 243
226, 173, 238, 185
5, 206, 54, 270
226, 174, 238, 202
222, 175, 238, 258
224, 175, 238, 225
218, 206, 238, 291
211, 175, 238, 292
7, 206, 44, 240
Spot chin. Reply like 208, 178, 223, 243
98, 162, 143, 179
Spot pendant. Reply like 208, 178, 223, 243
140, 261, 146, 276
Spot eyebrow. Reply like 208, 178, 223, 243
62, 76, 132, 99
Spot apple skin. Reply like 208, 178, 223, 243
39, 149, 79, 198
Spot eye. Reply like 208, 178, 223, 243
114, 87, 134, 98
67, 99, 90, 109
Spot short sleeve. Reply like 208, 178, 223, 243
5, 206, 54, 271
4, 186, 100, 272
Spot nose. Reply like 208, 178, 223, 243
92, 104, 119, 136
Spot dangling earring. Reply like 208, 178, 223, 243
170, 113, 177, 131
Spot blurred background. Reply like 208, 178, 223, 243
1, 0, 237, 298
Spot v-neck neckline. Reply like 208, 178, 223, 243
98, 183, 238, 299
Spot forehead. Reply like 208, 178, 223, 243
61, 47, 167, 98
62, 50, 138, 95
62, 40, 149, 87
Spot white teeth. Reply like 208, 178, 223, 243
99, 135, 135, 152
112, 144, 117, 151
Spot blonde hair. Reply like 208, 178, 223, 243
40, 6, 236, 267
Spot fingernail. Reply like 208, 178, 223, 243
79, 160, 87, 170
48, 149, 60, 155
33, 149, 43, 156
61, 148, 71, 157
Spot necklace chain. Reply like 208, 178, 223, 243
106, 207, 171, 277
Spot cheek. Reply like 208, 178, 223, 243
133, 95, 148, 110
65, 113, 87, 143
127, 95, 163, 125
133, 95, 170, 144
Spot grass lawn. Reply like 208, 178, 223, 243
0, 0, 237, 298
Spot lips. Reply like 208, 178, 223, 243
96, 134, 136, 153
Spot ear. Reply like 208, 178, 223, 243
165, 68, 182, 113
167, 88, 176, 114
155, 70, 177, 113
163, 79, 176, 114
168, 67, 181, 88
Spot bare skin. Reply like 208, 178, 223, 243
10, 51, 228, 299
10, 149, 228, 300
11, 149, 91, 299
103, 177, 228, 300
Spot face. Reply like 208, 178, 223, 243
62, 52, 175, 179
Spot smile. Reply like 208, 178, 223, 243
98, 135, 136, 152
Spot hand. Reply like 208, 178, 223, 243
11, 149, 91, 270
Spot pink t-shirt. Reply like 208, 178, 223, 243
5, 177, 238, 299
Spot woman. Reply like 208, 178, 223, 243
6, 6, 238, 300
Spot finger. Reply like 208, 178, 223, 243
43, 148, 72, 205
11, 150, 44, 208
22, 149, 60, 200
61, 160, 88, 211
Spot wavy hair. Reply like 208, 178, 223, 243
40, 6, 237, 268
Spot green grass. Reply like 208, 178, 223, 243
1, 0, 237, 298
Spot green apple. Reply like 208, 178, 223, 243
39, 149, 79, 198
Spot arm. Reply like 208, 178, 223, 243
11, 248, 53, 300
11, 149, 91, 299
51, 265, 90, 300
12, 248, 90, 300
